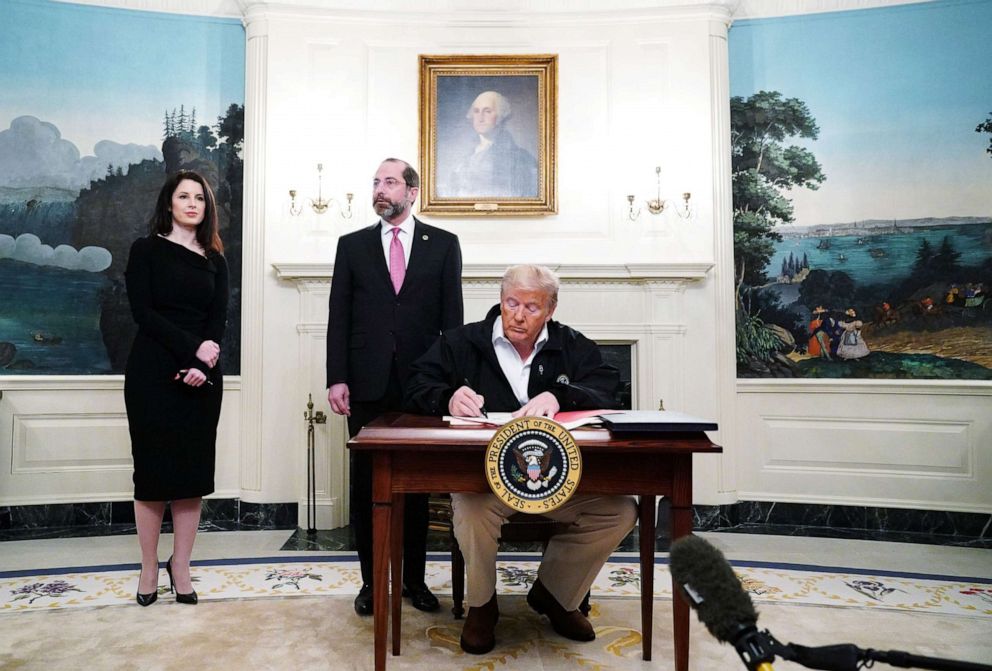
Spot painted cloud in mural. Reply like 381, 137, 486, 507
0, 233, 111, 272
0, 116, 161, 191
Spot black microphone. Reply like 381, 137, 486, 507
669, 534, 776, 671
670, 535, 992, 671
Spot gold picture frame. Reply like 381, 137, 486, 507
419, 54, 557, 216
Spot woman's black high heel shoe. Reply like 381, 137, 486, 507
136, 568, 158, 606
165, 556, 198, 605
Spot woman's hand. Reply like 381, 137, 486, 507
175, 368, 208, 387
196, 340, 220, 368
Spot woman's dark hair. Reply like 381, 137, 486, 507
149, 170, 224, 254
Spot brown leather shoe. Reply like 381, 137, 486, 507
527, 579, 595, 642
460, 592, 499, 654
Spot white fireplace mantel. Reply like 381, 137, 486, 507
272, 259, 715, 528
272, 261, 714, 282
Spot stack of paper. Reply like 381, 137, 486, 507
443, 409, 622, 430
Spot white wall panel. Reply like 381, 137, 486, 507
12, 413, 131, 473
0, 382, 241, 505
736, 382, 992, 512
762, 417, 972, 475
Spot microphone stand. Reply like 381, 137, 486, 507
756, 631, 992, 671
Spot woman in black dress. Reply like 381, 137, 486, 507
124, 170, 228, 606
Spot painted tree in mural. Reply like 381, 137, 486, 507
732, 91, 825, 289
731, 91, 825, 375
977, 112, 992, 156
73, 103, 245, 373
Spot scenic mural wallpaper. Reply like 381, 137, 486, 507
729, 0, 992, 379
0, 0, 245, 375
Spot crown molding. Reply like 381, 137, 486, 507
52, 0, 937, 22
54, 0, 738, 23
51, 0, 244, 18
731, 0, 934, 20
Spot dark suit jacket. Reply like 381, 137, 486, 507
404, 304, 619, 416
326, 218, 463, 402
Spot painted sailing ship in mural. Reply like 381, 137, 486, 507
729, 1, 992, 380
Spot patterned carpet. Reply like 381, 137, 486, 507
3, 553, 990, 616
2, 553, 991, 670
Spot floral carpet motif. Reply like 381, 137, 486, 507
1, 555, 989, 617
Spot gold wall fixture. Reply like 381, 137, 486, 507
289, 163, 353, 219
627, 166, 692, 222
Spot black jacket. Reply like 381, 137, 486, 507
404, 304, 619, 415
325, 218, 463, 401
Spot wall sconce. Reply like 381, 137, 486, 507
289, 163, 353, 218
627, 166, 692, 222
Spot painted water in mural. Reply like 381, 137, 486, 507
729, 0, 992, 379
0, 259, 111, 374
0, 0, 245, 374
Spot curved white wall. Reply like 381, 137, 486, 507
2, 0, 988, 527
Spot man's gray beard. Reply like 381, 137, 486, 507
375, 199, 408, 220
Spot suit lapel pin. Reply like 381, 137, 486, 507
538, 364, 544, 375
422, 234, 429, 240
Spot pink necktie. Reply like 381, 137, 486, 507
389, 227, 405, 294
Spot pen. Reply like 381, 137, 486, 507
464, 377, 487, 417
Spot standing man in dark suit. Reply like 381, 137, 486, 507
326, 157, 463, 616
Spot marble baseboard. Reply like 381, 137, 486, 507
3, 498, 989, 548
693, 501, 992, 548
0, 500, 297, 541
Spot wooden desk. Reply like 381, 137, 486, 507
349, 413, 721, 671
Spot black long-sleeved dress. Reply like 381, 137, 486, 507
124, 235, 229, 501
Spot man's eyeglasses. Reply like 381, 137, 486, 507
372, 178, 407, 190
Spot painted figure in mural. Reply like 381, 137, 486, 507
808, 306, 833, 359
824, 310, 848, 358
837, 309, 870, 360
124, 170, 229, 607
964, 283, 986, 308
917, 296, 939, 318
404, 265, 636, 655
326, 158, 463, 617
873, 301, 899, 329
448, 91, 539, 198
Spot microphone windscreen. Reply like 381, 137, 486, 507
669, 535, 758, 643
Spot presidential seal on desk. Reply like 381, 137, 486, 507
485, 416, 582, 513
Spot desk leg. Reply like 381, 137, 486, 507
391, 494, 404, 656
639, 495, 655, 661
671, 455, 693, 671
371, 453, 392, 671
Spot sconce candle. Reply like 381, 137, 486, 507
627, 166, 692, 222
288, 163, 353, 219
289, 189, 302, 216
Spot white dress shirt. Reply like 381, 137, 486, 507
380, 213, 414, 271
492, 318, 549, 406
474, 134, 494, 154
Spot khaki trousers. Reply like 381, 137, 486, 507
451, 493, 638, 611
